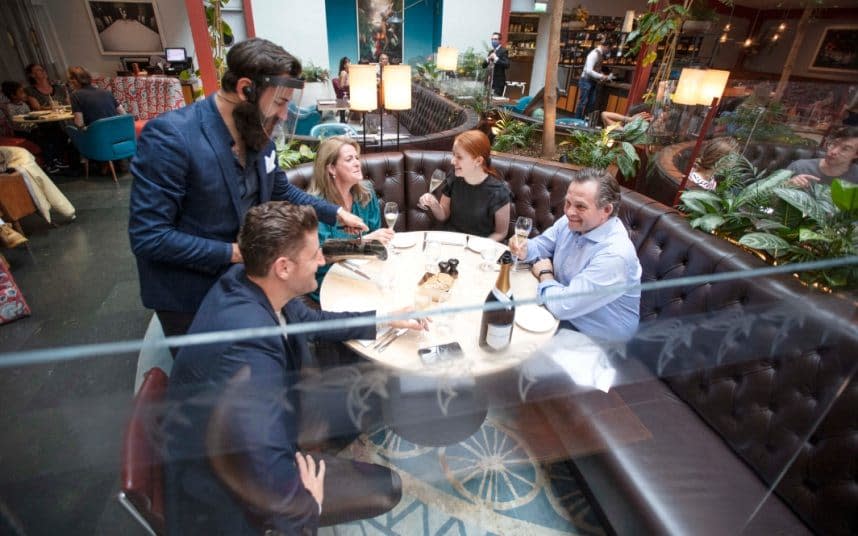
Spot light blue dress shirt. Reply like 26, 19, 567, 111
523, 216, 642, 341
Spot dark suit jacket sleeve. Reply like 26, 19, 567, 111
129, 118, 232, 274
286, 298, 376, 342
271, 168, 339, 225
215, 337, 321, 533
495, 46, 510, 69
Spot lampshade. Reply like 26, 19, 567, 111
382, 65, 412, 110
436, 46, 458, 71
672, 68, 705, 105
622, 10, 635, 33
698, 69, 730, 105
348, 64, 378, 111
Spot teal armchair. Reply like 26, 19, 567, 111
65, 115, 136, 184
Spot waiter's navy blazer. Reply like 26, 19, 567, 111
128, 94, 339, 313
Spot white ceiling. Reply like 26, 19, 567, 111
731, 0, 858, 8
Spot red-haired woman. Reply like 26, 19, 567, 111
418, 130, 511, 241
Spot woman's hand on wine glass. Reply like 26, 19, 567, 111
418, 193, 440, 211
365, 227, 394, 245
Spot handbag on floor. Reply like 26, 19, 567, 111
0, 261, 30, 324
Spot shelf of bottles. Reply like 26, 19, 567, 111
559, 16, 631, 71
508, 13, 540, 59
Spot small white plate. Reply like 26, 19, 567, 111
466, 236, 496, 254
391, 234, 417, 248
515, 305, 557, 333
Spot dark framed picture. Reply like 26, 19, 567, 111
84, 0, 165, 55
810, 25, 858, 74
356, 0, 404, 63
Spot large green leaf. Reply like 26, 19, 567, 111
773, 187, 827, 223
739, 232, 791, 256
690, 214, 725, 232
736, 169, 793, 206
799, 228, 830, 243
680, 190, 722, 211
831, 179, 858, 214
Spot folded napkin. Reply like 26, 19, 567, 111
536, 330, 616, 393
426, 232, 466, 246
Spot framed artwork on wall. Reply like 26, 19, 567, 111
356, 0, 404, 63
84, 0, 165, 55
809, 25, 858, 74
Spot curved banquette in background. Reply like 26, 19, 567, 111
644, 140, 821, 205
295, 84, 479, 151
286, 150, 856, 535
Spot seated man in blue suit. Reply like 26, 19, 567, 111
164, 201, 424, 535
129, 37, 367, 342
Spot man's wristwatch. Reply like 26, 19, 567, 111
537, 269, 554, 281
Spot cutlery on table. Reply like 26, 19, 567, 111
340, 261, 372, 281
371, 328, 397, 349
377, 328, 408, 352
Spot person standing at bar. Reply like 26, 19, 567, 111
484, 32, 510, 97
575, 35, 613, 120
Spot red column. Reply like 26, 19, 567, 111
242, 0, 256, 38
184, 0, 218, 95
500, 0, 511, 44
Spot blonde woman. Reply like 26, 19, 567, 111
688, 137, 739, 191
308, 136, 393, 298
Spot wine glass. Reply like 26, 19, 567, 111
420, 169, 446, 210
511, 216, 532, 270
383, 202, 399, 230
480, 243, 497, 271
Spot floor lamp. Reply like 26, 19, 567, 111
349, 64, 378, 151
672, 68, 730, 207
383, 65, 412, 151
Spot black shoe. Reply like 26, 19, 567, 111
45, 164, 60, 174
52, 159, 70, 169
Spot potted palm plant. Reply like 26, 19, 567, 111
559, 115, 650, 180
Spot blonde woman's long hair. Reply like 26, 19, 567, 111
308, 136, 372, 207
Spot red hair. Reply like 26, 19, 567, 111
453, 130, 499, 178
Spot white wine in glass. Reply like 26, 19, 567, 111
512, 216, 533, 269
383, 202, 399, 229
429, 169, 446, 193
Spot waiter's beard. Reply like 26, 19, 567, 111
233, 101, 277, 152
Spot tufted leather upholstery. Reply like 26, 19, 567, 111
286, 151, 857, 535
645, 140, 822, 205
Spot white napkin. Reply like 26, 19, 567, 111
427, 232, 466, 246
543, 331, 616, 393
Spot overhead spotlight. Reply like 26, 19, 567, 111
743, 37, 753, 47
720, 33, 728, 43
778, 22, 787, 32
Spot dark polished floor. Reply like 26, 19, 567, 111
0, 171, 150, 535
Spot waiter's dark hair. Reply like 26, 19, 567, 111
238, 202, 318, 277
221, 38, 302, 93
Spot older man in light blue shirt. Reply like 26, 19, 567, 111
510, 169, 641, 341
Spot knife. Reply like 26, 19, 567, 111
422, 231, 428, 252
340, 261, 372, 281
370, 328, 397, 349
377, 328, 407, 353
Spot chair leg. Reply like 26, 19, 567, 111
108, 161, 118, 184
84, 160, 89, 180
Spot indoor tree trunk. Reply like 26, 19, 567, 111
542, 0, 565, 158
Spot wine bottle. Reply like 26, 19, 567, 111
479, 251, 515, 351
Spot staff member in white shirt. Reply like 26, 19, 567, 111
575, 35, 613, 120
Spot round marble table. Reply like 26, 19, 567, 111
320, 230, 558, 378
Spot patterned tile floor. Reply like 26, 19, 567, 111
323, 415, 605, 536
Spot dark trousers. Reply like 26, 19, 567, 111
156, 310, 196, 358
575, 77, 599, 119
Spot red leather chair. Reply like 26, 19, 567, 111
118, 367, 168, 535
